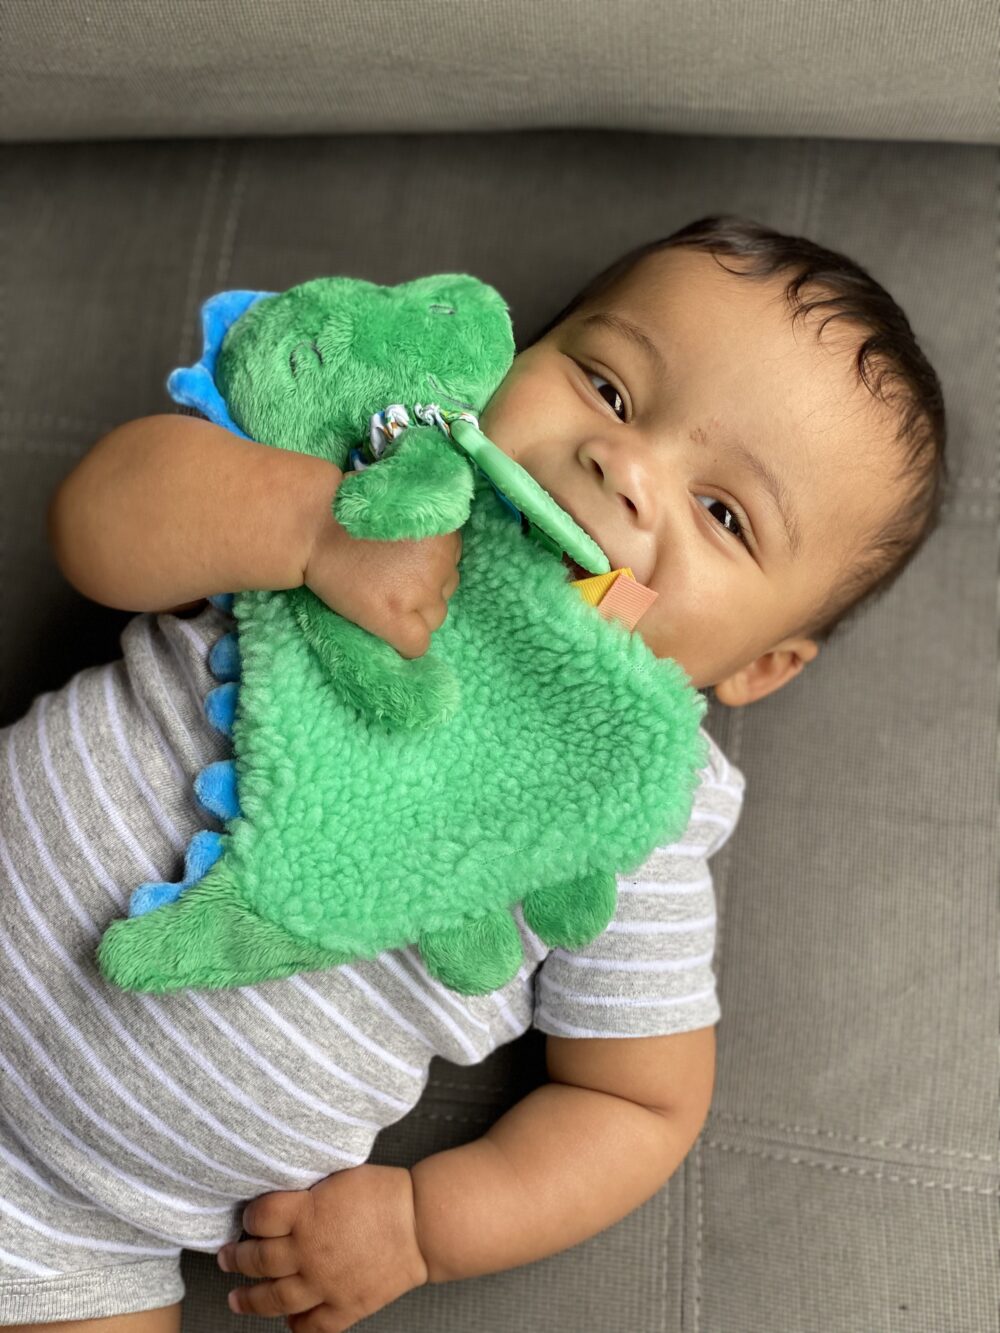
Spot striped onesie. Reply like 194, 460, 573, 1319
0, 599, 744, 1325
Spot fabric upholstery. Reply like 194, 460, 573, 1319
1, 122, 997, 1333
3, 0, 999, 145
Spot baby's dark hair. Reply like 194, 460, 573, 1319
526, 215, 948, 648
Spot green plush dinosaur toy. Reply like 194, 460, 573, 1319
96, 273, 709, 996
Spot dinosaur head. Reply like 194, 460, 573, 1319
214, 273, 515, 467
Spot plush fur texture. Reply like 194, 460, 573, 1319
97, 274, 708, 996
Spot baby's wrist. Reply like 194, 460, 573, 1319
398, 1167, 433, 1292
295, 456, 348, 587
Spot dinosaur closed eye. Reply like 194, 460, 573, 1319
289, 340, 324, 376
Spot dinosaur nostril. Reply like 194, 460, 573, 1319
428, 305, 456, 315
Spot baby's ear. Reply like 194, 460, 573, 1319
332, 426, 474, 541
714, 642, 818, 707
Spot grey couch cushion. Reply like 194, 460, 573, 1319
5, 0, 1000, 144
2, 129, 997, 1331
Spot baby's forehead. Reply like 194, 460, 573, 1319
620, 262, 900, 508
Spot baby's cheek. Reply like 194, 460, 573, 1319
481, 361, 556, 457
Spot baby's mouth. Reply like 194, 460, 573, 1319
561, 552, 593, 581
517, 513, 595, 580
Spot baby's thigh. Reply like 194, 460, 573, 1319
9, 1304, 181, 1333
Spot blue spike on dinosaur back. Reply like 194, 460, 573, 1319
129, 880, 183, 917
128, 829, 226, 917
166, 292, 273, 436
184, 828, 226, 878
193, 759, 242, 822
208, 630, 240, 681
205, 682, 239, 736
208, 593, 235, 615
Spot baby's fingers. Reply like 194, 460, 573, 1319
219, 1234, 299, 1279
226, 1273, 317, 1318
242, 1188, 310, 1237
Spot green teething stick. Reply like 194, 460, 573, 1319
449, 417, 611, 575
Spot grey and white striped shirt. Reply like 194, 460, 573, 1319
0, 600, 744, 1252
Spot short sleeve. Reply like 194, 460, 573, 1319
531, 728, 746, 1038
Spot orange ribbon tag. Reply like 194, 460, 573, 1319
570, 568, 659, 631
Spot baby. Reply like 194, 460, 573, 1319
0, 215, 945, 1331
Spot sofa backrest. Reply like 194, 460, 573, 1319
4, 0, 999, 144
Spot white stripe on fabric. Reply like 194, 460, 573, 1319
160, 991, 384, 1135
36, 693, 128, 909
636, 844, 710, 861
102, 670, 187, 850
120, 649, 191, 794
140, 617, 213, 774
67, 674, 164, 880
374, 954, 484, 1062
0, 1245, 61, 1276
605, 914, 717, 935
0, 1137, 96, 1211
171, 616, 227, 714
129, 687, 190, 792
0, 1192, 179, 1258
539, 975, 718, 1009
701, 776, 745, 802
334, 966, 437, 1051
397, 945, 500, 1030
533, 1000, 716, 1037
0, 826, 306, 1191
688, 809, 737, 832
161, 619, 213, 715
0, 1034, 231, 1232
5, 730, 103, 936
132, 996, 368, 1172
236, 990, 412, 1114
618, 876, 712, 894
550, 948, 715, 974
284, 978, 426, 1080
0, 981, 232, 1214
483, 963, 536, 1040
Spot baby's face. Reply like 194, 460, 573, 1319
479, 248, 899, 698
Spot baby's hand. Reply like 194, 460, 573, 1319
217, 1164, 429, 1330
304, 512, 462, 660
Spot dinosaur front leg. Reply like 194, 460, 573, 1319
334, 424, 473, 540
418, 908, 525, 996
521, 870, 618, 951
287, 423, 472, 731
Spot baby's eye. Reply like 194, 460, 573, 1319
697, 495, 750, 549
586, 370, 627, 422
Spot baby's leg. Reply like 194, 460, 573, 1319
8, 1304, 181, 1332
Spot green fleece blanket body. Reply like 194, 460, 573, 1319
96, 273, 708, 996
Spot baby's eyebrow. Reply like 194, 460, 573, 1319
694, 426, 803, 560
580, 309, 802, 561
579, 311, 666, 377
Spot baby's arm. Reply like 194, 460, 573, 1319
46, 414, 341, 613
46, 414, 462, 657
220, 1027, 715, 1324
412, 1025, 716, 1280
